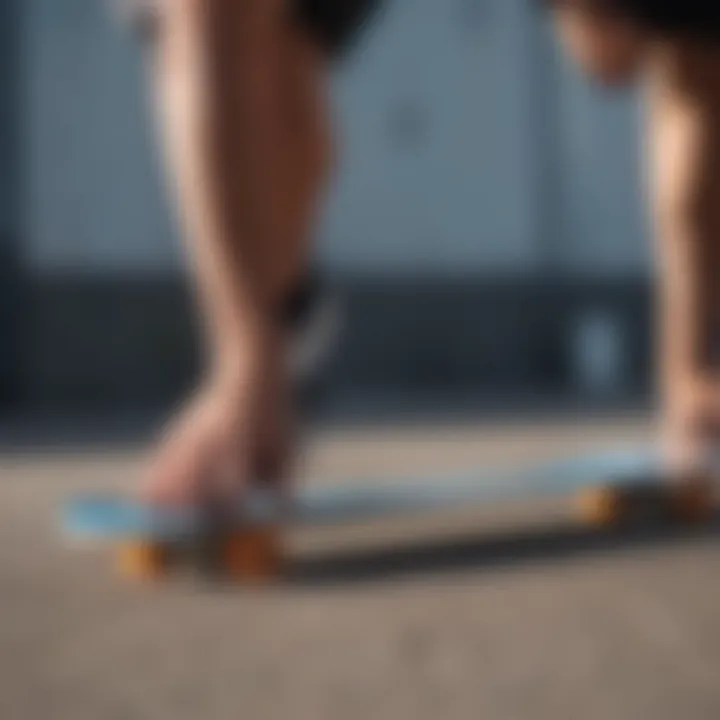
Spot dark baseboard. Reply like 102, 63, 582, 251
19, 273, 654, 412
0, 242, 22, 410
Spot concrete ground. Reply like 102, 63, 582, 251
1, 412, 720, 720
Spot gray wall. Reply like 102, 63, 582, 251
17, 0, 653, 409
552, 44, 649, 275
0, 0, 22, 405
23, 0, 649, 277
24, 0, 176, 273
322, 0, 540, 274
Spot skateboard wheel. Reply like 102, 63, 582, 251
223, 528, 282, 582
117, 541, 169, 581
671, 479, 714, 524
577, 486, 626, 527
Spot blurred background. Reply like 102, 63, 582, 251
0, 0, 653, 422
5, 6, 720, 720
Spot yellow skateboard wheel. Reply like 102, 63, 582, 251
117, 541, 169, 581
672, 479, 714, 524
223, 528, 282, 582
577, 486, 626, 527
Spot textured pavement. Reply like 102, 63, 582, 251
1, 414, 719, 720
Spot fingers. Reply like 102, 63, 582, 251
663, 383, 720, 473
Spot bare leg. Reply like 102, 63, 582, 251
145, 0, 331, 503
251, 21, 334, 482
277, 27, 334, 290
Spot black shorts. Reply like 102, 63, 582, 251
618, 1, 720, 39
120, 0, 381, 58
546, 1, 720, 41
294, 0, 381, 57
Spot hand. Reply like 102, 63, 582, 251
144, 346, 294, 507
663, 376, 720, 470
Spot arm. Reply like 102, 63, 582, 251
647, 45, 720, 443
548, 1, 646, 86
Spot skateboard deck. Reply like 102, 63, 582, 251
61, 447, 716, 581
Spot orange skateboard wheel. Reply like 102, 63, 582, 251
577, 486, 626, 527
671, 479, 714, 524
117, 541, 169, 581
223, 528, 283, 582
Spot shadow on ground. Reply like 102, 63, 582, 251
287, 517, 720, 588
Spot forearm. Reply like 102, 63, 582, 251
648, 49, 720, 413
657, 230, 720, 451
656, 215, 714, 406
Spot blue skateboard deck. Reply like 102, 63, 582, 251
63, 447, 677, 544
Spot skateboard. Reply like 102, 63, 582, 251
62, 447, 716, 582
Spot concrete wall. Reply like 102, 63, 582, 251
15, 0, 654, 409
552, 45, 650, 275
23, 0, 650, 277
322, 0, 540, 274
0, 0, 22, 406
0, 0, 20, 250
24, 0, 176, 273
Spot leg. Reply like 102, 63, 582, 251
150, 0, 298, 314
251, 19, 334, 484
143, 0, 331, 505
272, 18, 334, 297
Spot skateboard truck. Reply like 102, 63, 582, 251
576, 447, 719, 527
115, 525, 283, 583
69, 490, 286, 583
577, 472, 715, 527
